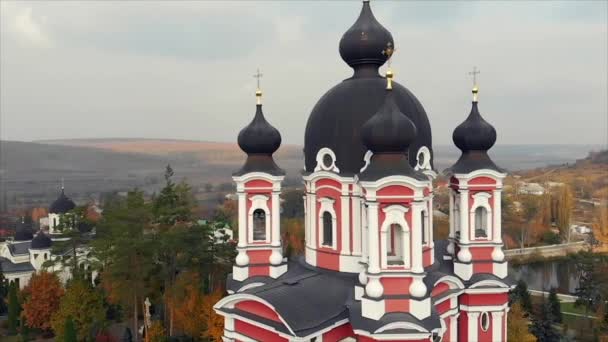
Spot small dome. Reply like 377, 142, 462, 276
339, 1, 394, 68
237, 105, 281, 155
50, 188, 76, 214
14, 227, 33, 241
452, 102, 496, 152
448, 88, 502, 174
31, 232, 52, 249
361, 91, 417, 153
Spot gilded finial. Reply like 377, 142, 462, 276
253, 68, 263, 105
468, 66, 480, 102
383, 42, 395, 90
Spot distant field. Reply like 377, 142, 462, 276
1, 138, 601, 210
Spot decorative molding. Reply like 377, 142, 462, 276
314, 147, 340, 173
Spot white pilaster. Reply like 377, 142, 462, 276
492, 311, 504, 342
467, 311, 479, 341
237, 192, 247, 247
341, 194, 351, 255
304, 194, 310, 248
309, 193, 317, 248
459, 189, 469, 243
448, 191, 454, 239
450, 314, 458, 342
492, 190, 502, 243
367, 202, 380, 274
352, 192, 362, 255
271, 191, 280, 246
411, 202, 423, 273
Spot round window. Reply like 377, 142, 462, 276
323, 153, 334, 169
480, 312, 490, 332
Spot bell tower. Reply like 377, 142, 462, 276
232, 74, 287, 281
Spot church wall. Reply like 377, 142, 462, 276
321, 322, 355, 341
314, 178, 343, 271
234, 320, 288, 342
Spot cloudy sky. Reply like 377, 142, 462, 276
1, 0, 606, 146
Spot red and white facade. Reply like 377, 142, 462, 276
214, 1, 512, 340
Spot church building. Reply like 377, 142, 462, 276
214, 1, 513, 341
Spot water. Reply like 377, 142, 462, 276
510, 260, 580, 294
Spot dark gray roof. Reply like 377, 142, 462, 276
227, 257, 357, 337
0, 257, 35, 274
446, 151, 504, 175
50, 188, 76, 214
348, 301, 441, 334
8, 241, 31, 255
31, 232, 53, 249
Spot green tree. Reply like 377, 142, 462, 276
0, 266, 7, 315
547, 288, 562, 323
93, 189, 155, 340
64, 316, 77, 342
510, 280, 533, 315
7, 281, 20, 335
51, 279, 106, 341
281, 189, 305, 219
530, 301, 560, 342
574, 252, 608, 329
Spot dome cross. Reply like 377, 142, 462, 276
253, 68, 263, 105
468, 66, 481, 102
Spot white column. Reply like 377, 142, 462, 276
367, 202, 380, 273
352, 193, 362, 255
492, 311, 504, 342
450, 314, 458, 342
341, 195, 351, 255
237, 192, 247, 247
429, 193, 434, 248
411, 203, 423, 273
271, 191, 280, 247
492, 190, 502, 243
303, 194, 309, 248
362, 201, 368, 263
459, 189, 469, 243
309, 193, 317, 248
467, 312, 479, 342
448, 191, 454, 238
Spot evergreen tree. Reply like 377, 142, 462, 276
0, 267, 7, 314
64, 316, 77, 342
93, 189, 155, 340
547, 287, 563, 323
7, 281, 20, 335
510, 280, 533, 314
531, 300, 560, 342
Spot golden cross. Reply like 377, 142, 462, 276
468, 66, 480, 86
253, 68, 263, 89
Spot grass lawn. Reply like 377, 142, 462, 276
560, 301, 594, 316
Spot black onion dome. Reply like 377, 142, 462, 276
304, 1, 433, 176
14, 227, 33, 241
50, 189, 76, 214
31, 232, 52, 249
358, 87, 427, 182
339, 1, 393, 68
453, 102, 496, 152
362, 91, 416, 153
448, 90, 503, 174
237, 105, 281, 155
234, 102, 285, 176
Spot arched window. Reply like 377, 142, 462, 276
387, 224, 404, 265
252, 209, 266, 241
322, 212, 333, 246
421, 212, 427, 244
475, 207, 488, 238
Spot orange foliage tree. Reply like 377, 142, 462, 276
21, 271, 64, 331
168, 271, 225, 340
282, 218, 305, 258
201, 289, 225, 342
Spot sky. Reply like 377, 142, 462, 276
1, 0, 607, 146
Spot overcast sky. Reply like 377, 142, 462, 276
1, 0, 606, 146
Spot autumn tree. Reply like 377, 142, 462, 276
592, 205, 608, 245
0, 267, 7, 315
170, 271, 205, 338
553, 186, 574, 242
200, 288, 225, 342
21, 271, 64, 331
282, 218, 305, 258
508, 303, 536, 342
51, 279, 106, 341
510, 280, 533, 315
